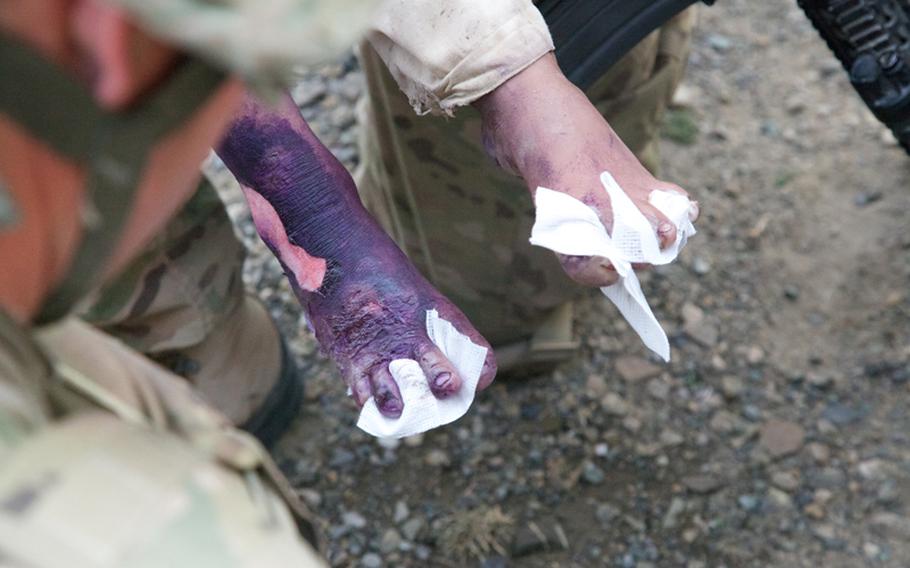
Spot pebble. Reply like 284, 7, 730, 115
738, 494, 761, 512
602, 393, 630, 416
682, 474, 725, 494
721, 375, 745, 398
707, 33, 733, 51
660, 430, 685, 447
771, 470, 800, 491
614, 356, 662, 382
822, 402, 865, 426
424, 449, 451, 467
863, 542, 882, 560
647, 378, 670, 400
759, 420, 805, 458
393, 501, 410, 524
380, 528, 402, 554
343, 511, 367, 529
662, 497, 687, 528
582, 461, 606, 485
586, 374, 609, 398
711, 410, 741, 433
401, 517, 424, 541
595, 503, 620, 526
361, 553, 382, 568
692, 256, 712, 275
768, 488, 794, 510
806, 442, 831, 464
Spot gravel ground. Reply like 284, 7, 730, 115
209, 1, 910, 566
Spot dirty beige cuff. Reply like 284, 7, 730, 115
367, 0, 555, 116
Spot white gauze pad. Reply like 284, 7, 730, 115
529, 171, 697, 361
356, 309, 488, 438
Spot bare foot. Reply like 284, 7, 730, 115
474, 53, 699, 286
218, 95, 496, 418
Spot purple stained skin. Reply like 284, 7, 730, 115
217, 95, 497, 418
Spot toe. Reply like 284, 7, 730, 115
414, 343, 463, 398
558, 254, 620, 287
635, 201, 677, 249
368, 363, 404, 418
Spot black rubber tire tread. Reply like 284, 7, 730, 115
538, 0, 707, 91
795, 0, 910, 154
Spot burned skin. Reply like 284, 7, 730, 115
217, 95, 496, 417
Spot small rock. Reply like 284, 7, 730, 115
681, 302, 704, 326
759, 420, 805, 458
863, 542, 882, 559
783, 285, 800, 301
807, 371, 833, 389
380, 528, 402, 554
738, 494, 761, 512
806, 442, 831, 464
710, 410, 739, 433
595, 503, 620, 526
647, 378, 670, 400
854, 191, 883, 207
809, 468, 846, 489
594, 443, 610, 457
812, 523, 844, 548
343, 511, 367, 529
660, 430, 685, 447
582, 461, 606, 485
771, 470, 800, 491
721, 375, 745, 398
682, 474, 725, 494
685, 320, 719, 348
692, 256, 712, 275
586, 374, 609, 398
361, 552, 382, 568
393, 501, 410, 524
401, 517, 424, 541
622, 416, 642, 432
822, 402, 866, 426
707, 33, 733, 51
671, 83, 700, 108
615, 356, 662, 382
768, 488, 793, 510
424, 449, 451, 467
746, 346, 765, 364
804, 502, 826, 519
403, 433, 424, 447
601, 392, 629, 416
662, 497, 687, 529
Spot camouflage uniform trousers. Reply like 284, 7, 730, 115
0, 311, 326, 567
355, 8, 697, 347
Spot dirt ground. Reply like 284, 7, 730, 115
215, 0, 910, 566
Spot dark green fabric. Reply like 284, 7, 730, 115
0, 34, 227, 324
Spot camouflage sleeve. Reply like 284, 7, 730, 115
367, 0, 554, 116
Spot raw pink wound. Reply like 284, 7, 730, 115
242, 185, 327, 291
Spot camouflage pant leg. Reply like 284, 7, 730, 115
355, 9, 696, 346
0, 314, 325, 567
80, 175, 246, 356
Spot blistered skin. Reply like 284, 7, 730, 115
217, 95, 496, 418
